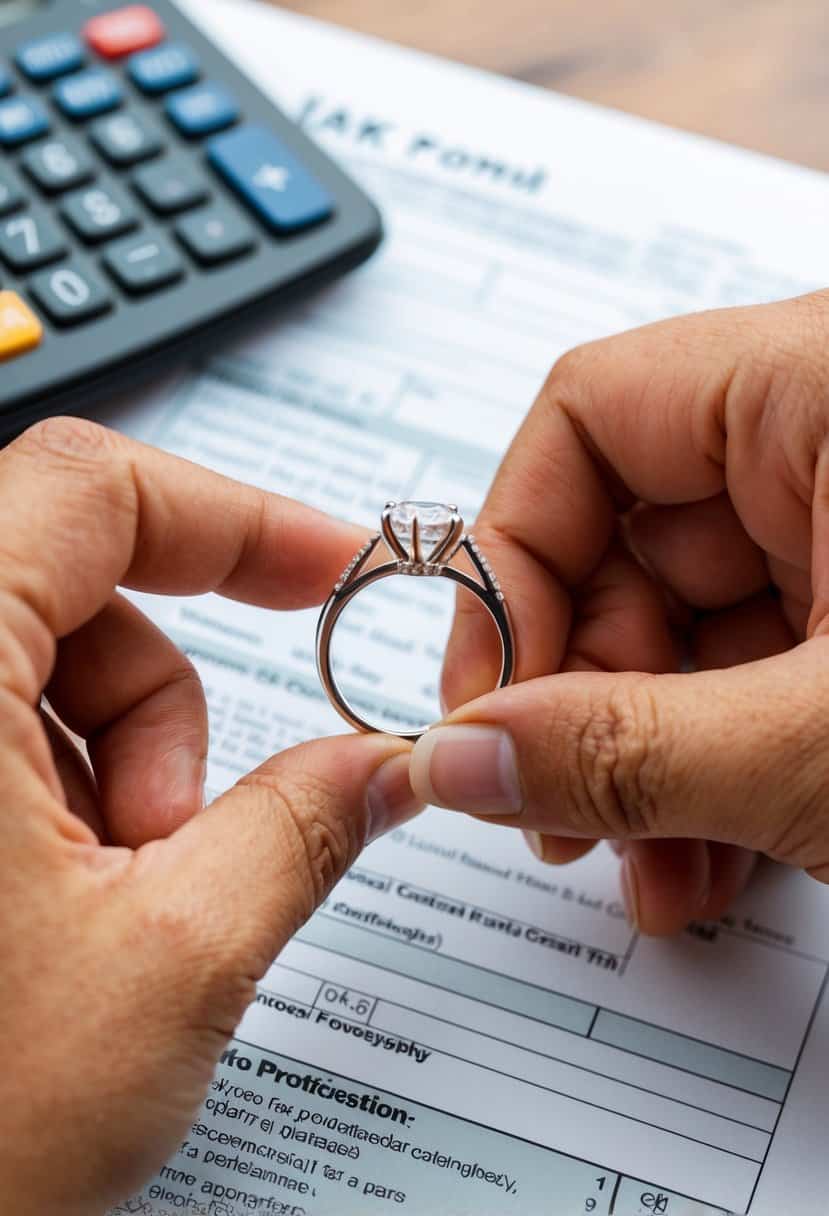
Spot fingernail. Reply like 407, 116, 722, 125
366, 753, 424, 841
410, 725, 523, 815
524, 830, 544, 860
162, 747, 206, 813
620, 853, 640, 929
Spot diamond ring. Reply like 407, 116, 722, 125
316, 501, 515, 739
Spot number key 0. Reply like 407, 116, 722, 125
30, 261, 112, 326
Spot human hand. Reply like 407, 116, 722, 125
0, 418, 421, 1215
411, 291, 829, 936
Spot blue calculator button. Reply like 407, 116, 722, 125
128, 43, 199, 94
0, 65, 12, 98
0, 96, 49, 147
207, 125, 334, 235
54, 68, 123, 120
16, 32, 84, 83
165, 82, 238, 137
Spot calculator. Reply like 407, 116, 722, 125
0, 0, 383, 437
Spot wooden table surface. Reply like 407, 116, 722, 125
274, 0, 829, 173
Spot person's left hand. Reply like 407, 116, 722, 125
0, 418, 421, 1216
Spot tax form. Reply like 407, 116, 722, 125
106, 2, 829, 1212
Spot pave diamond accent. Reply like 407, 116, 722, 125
389, 501, 454, 558
334, 535, 378, 592
467, 534, 504, 598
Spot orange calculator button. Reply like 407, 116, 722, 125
0, 291, 43, 361
84, 6, 165, 60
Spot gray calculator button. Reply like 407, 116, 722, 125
30, 261, 112, 326
0, 165, 23, 216
0, 208, 66, 271
90, 111, 163, 167
175, 204, 255, 266
21, 137, 94, 195
104, 230, 184, 295
133, 158, 209, 215
61, 183, 138, 244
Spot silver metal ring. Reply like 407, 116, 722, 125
316, 501, 515, 740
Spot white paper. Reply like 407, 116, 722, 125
104, 4, 829, 1212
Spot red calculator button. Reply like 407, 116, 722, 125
84, 6, 165, 59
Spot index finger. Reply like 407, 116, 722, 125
0, 417, 363, 677
443, 292, 825, 706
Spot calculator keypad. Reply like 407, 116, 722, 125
208, 125, 334, 235
54, 67, 123, 120
15, 33, 85, 84
0, 96, 50, 147
133, 157, 208, 215
0, 164, 23, 214
104, 229, 182, 293
90, 110, 162, 165
21, 137, 94, 194
62, 182, 137, 244
84, 7, 165, 60
30, 261, 112, 325
128, 43, 198, 95
175, 204, 255, 266
0, 289, 43, 358
165, 83, 238, 138
0, 1, 341, 378
0, 208, 66, 271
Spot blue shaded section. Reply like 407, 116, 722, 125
0, 95, 50, 147
165, 81, 238, 136
208, 124, 333, 234
128, 43, 199, 94
15, 32, 84, 82
54, 68, 123, 120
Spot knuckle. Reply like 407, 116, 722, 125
565, 677, 667, 838
16, 415, 120, 464
237, 768, 363, 915
9, 417, 136, 530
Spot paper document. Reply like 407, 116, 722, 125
104, 2, 829, 1212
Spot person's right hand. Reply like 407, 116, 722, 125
412, 290, 829, 935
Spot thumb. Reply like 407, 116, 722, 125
411, 639, 829, 875
134, 732, 422, 1027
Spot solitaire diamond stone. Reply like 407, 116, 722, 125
389, 501, 454, 556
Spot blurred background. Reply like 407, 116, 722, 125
277, 0, 829, 171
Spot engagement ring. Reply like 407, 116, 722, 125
316, 501, 515, 739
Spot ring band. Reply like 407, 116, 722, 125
316, 501, 515, 740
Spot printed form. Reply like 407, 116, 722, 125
106, 2, 829, 1212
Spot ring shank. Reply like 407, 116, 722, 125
316, 561, 514, 740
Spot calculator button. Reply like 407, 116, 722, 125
175, 204, 255, 266
30, 262, 112, 327
104, 230, 183, 294
61, 183, 137, 244
207, 125, 333, 235
0, 166, 23, 216
0, 66, 12, 99
133, 158, 208, 215
0, 96, 49, 148
54, 68, 123, 120
128, 43, 198, 95
22, 138, 94, 195
0, 209, 66, 272
165, 82, 238, 137
84, 6, 164, 60
0, 291, 43, 361
90, 111, 162, 166
15, 33, 84, 83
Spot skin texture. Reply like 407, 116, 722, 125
0, 418, 421, 1215
419, 289, 829, 936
